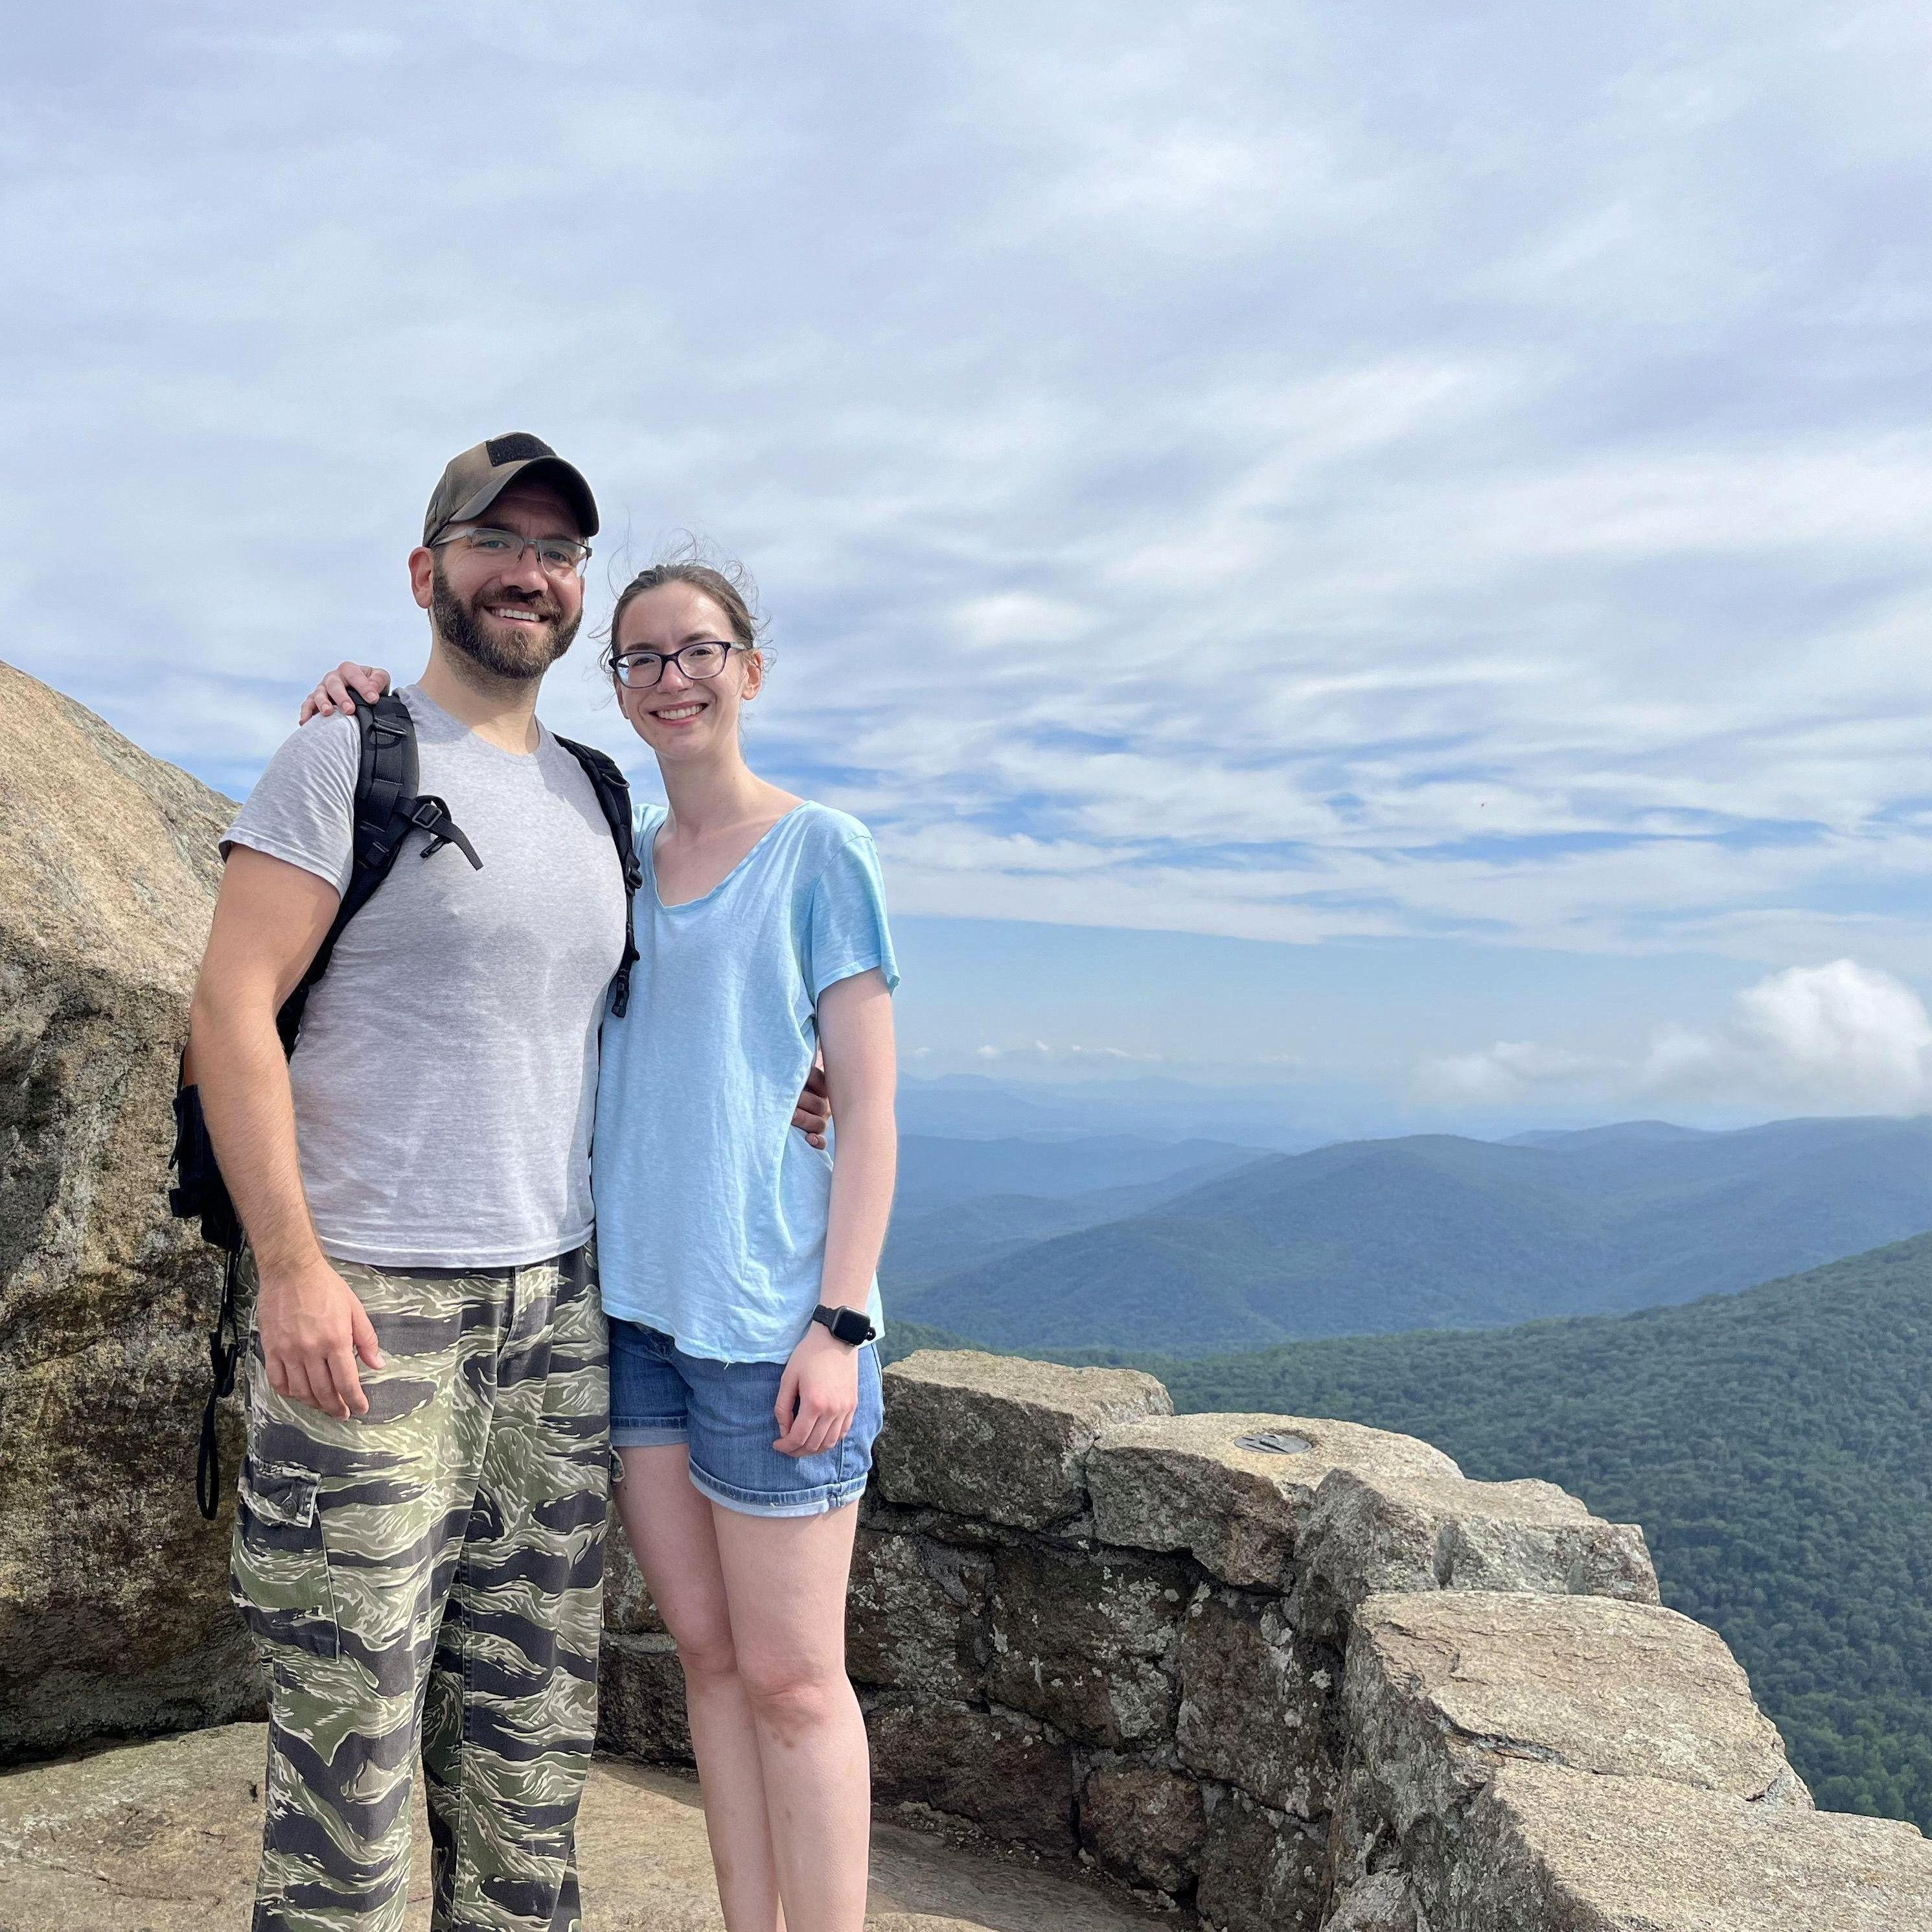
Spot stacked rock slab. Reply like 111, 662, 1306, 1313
599, 1348, 1932, 1931
0, 662, 260, 1757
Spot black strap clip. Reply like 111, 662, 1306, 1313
409, 795, 483, 869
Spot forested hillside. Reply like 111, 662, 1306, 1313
895, 1115, 1932, 1353
1123, 1236, 1932, 1830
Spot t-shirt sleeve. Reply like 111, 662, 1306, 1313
221, 715, 360, 895
805, 834, 899, 1002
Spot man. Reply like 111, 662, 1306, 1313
190, 435, 825, 1932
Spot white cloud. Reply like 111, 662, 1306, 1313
1414, 960, 1932, 1115
1412, 1041, 1614, 1106
1640, 960, 1932, 1112
974, 1041, 1166, 1065
8, 2, 1932, 971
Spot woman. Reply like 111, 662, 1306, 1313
301, 557, 897, 1932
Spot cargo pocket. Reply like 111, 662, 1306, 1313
229, 1458, 341, 1662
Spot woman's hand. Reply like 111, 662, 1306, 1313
299, 662, 393, 723
773, 1322, 860, 1457
791, 1057, 831, 1149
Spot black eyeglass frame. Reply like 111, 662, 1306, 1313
612, 641, 747, 689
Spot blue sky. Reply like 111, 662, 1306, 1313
11, 3, 1932, 1129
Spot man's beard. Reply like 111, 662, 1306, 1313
431, 559, 582, 682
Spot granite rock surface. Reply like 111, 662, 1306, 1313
0, 1723, 1166, 1931
875, 1350, 1171, 1529
0, 661, 255, 1758
1089, 1410, 1458, 1589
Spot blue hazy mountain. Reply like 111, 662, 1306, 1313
894, 1133, 1268, 1213
885, 1134, 1272, 1289
1502, 1120, 1712, 1149
894, 1074, 1359, 1151
891, 1114, 1932, 1354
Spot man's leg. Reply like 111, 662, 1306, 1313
231, 1256, 477, 1932
422, 1245, 610, 1932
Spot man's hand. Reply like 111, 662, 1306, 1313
257, 1255, 384, 1419
791, 1058, 831, 1149
773, 1321, 859, 1457
300, 662, 393, 723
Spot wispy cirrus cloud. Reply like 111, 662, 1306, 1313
8, 0, 1932, 993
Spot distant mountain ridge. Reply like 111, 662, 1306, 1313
1502, 1119, 1710, 1148
884, 1133, 1271, 1291
894, 1073, 1356, 1150
893, 1133, 1265, 1213
895, 1114, 1932, 1354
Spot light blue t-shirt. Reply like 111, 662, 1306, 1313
593, 800, 899, 1361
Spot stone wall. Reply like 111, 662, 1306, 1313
599, 1349, 1932, 1930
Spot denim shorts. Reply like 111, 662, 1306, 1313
608, 1317, 884, 1517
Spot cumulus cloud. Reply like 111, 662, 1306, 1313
1414, 960, 1932, 1114
1411, 1042, 1614, 1106
1640, 960, 1932, 1112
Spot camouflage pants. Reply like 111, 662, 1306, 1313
231, 1246, 610, 1932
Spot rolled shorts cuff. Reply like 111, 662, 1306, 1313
611, 1417, 690, 1449
687, 1458, 871, 1519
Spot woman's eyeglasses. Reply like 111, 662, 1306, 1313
612, 641, 744, 689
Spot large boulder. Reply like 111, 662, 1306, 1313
874, 1350, 1171, 1530
1088, 1410, 1460, 1589
0, 661, 257, 1757
1292, 1465, 1659, 1640
1453, 1760, 1932, 1929
1344, 1593, 1809, 1821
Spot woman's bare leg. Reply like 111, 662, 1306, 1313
711, 1500, 869, 1932
614, 1445, 785, 1932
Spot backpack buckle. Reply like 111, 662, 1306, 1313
408, 796, 483, 870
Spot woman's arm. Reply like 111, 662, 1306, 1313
772, 967, 897, 1456
816, 967, 898, 1310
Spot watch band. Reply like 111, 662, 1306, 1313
812, 1304, 877, 1346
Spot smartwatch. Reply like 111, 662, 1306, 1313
811, 1304, 877, 1346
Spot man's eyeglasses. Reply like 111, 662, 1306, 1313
613, 641, 744, 689
433, 524, 591, 579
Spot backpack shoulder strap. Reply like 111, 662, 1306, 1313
554, 733, 641, 1018
275, 693, 481, 1052
186, 691, 481, 1519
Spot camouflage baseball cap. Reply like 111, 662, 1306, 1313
422, 432, 599, 545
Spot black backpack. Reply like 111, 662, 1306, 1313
169, 692, 642, 1518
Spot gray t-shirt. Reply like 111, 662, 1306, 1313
224, 684, 628, 1268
